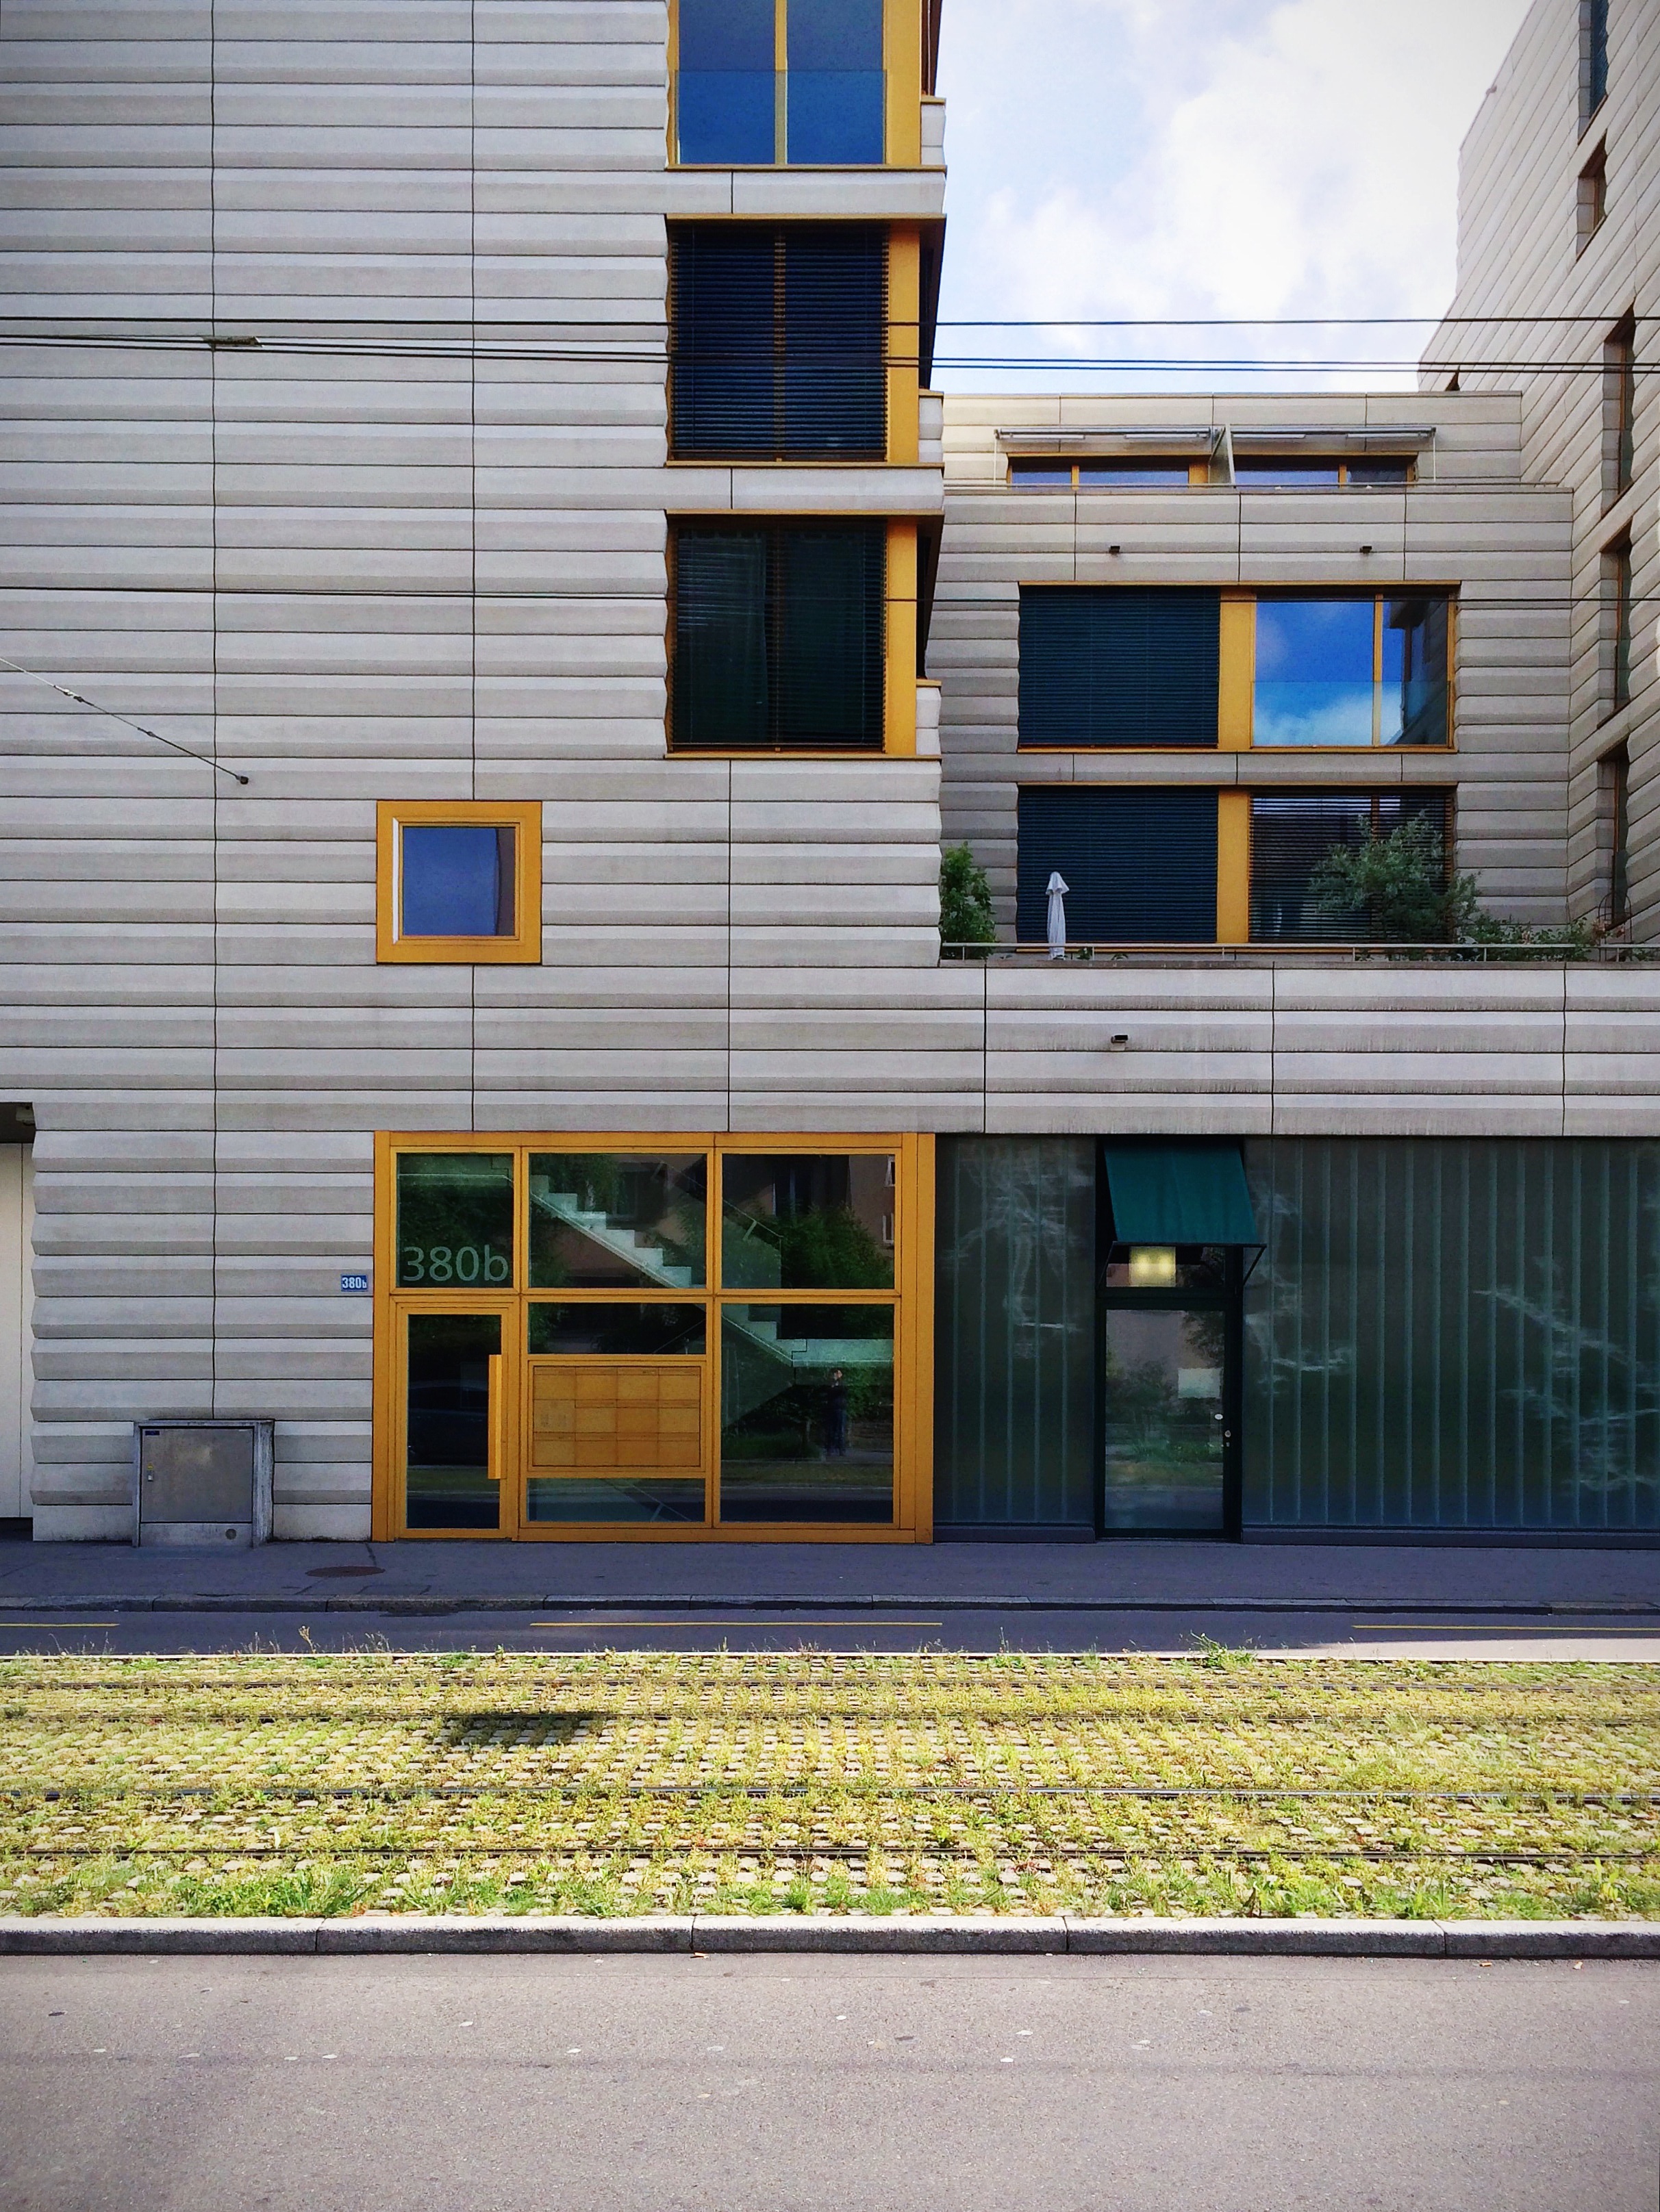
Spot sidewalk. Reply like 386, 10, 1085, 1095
3, 1534, 1659, 1612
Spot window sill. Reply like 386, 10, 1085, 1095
378, 942, 542, 967
1011, 744, 1458, 756
669, 747, 892, 759
669, 161, 897, 173
666, 456, 893, 468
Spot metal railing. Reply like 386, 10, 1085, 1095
941, 939, 1657, 966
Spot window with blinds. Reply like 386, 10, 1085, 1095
1018, 587, 1221, 748
671, 522, 886, 752
1016, 787, 1218, 943
1249, 789, 1449, 943
669, 225, 888, 460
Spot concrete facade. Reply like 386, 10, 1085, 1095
2, 1, 1658, 1542
1428, 0, 1659, 930
935, 392, 1576, 932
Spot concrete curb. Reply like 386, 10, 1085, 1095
3, 1594, 1659, 1618
3, 1914, 1657, 1958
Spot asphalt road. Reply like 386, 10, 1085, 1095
1, 1605, 1659, 1658
1, 1954, 1655, 2211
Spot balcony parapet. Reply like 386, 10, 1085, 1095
942, 942, 1658, 967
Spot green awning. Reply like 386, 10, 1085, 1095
1102, 1142, 1259, 1247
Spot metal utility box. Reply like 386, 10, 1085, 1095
131, 1419, 274, 1547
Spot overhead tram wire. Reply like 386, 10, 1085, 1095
0, 333, 1648, 374
1, 587, 1655, 611
0, 309, 1651, 375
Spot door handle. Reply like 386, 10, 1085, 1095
486, 1352, 503, 1482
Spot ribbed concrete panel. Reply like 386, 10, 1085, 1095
935, 394, 1574, 931
1429, 0, 1659, 936
6, 3, 1653, 1540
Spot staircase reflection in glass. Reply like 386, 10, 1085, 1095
528, 1153, 707, 1291
720, 1304, 894, 1523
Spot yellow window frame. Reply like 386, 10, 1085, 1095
664, 220, 921, 469
666, 0, 922, 168
375, 800, 542, 965
665, 518, 918, 757
1007, 459, 1209, 488
1227, 590, 1457, 752
372, 1131, 935, 1542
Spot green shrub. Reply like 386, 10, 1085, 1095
940, 843, 995, 955
1310, 815, 1612, 956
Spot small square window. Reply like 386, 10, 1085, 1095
376, 800, 541, 963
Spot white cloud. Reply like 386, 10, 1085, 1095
935, 0, 1533, 389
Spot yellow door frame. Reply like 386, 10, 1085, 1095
373, 1131, 935, 1542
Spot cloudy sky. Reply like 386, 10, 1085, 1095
933, 0, 1534, 390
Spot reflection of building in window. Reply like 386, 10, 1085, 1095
1015, 587, 1450, 752
675, 0, 885, 166
722, 1153, 896, 1287
1253, 595, 1450, 748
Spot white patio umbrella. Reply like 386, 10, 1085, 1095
1046, 872, 1070, 960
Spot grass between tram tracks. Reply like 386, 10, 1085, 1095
2, 1647, 1657, 1921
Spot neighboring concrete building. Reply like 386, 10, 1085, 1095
1428, 0, 1658, 934
1, 0, 1657, 1552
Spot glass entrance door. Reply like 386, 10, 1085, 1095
1101, 1306, 1232, 1534
400, 1309, 507, 1533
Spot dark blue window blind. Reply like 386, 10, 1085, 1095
1018, 587, 1220, 747
672, 522, 885, 752
670, 225, 887, 459
1016, 787, 1218, 943
1250, 789, 1448, 943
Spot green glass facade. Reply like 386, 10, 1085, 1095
1242, 1139, 1660, 1534
935, 1135, 1660, 1540
934, 1138, 1096, 1532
